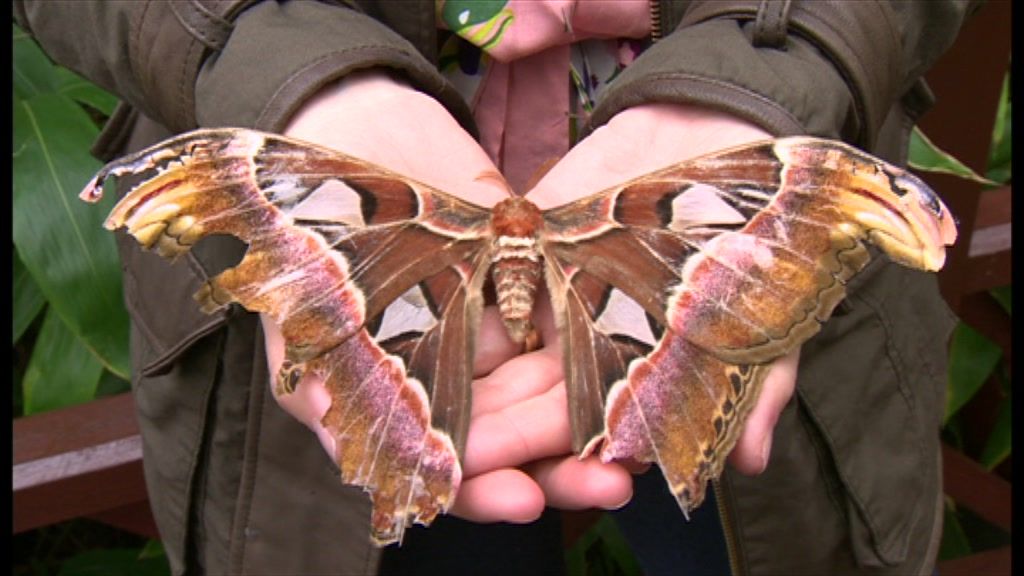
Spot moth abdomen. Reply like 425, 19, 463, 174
490, 197, 544, 343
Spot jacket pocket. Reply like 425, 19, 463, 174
119, 231, 237, 575
796, 259, 956, 568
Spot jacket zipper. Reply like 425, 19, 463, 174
649, 0, 662, 41
713, 479, 743, 575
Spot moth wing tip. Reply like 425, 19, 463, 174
78, 178, 104, 203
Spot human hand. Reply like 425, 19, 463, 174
265, 70, 631, 525
527, 103, 796, 478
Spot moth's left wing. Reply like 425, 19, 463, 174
538, 137, 956, 516
80, 128, 495, 544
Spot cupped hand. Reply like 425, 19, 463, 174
266, 70, 631, 525
527, 102, 797, 477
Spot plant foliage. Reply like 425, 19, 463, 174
13, 24, 130, 416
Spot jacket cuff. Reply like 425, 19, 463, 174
592, 0, 902, 147
126, 0, 262, 133
193, 1, 475, 135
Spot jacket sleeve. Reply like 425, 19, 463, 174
591, 0, 981, 147
13, 0, 474, 135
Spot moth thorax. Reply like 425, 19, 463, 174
490, 198, 544, 343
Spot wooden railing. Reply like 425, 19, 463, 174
13, 392, 158, 539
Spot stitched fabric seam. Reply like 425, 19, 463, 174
189, 0, 233, 45
847, 288, 925, 560
228, 323, 267, 574
130, 2, 153, 112
175, 0, 230, 50
794, 397, 849, 518
179, 37, 201, 130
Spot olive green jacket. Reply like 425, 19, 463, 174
16, 1, 972, 574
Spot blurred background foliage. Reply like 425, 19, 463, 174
12, 22, 1010, 576
909, 71, 1012, 562
13, 23, 167, 576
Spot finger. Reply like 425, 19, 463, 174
260, 313, 285, 374
474, 306, 521, 376
448, 468, 545, 523
463, 383, 571, 477
728, 348, 800, 475
471, 346, 563, 417
531, 286, 561, 350
525, 456, 633, 511
471, 288, 565, 416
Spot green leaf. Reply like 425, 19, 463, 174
986, 71, 1011, 184
592, 515, 642, 576
95, 368, 132, 399
13, 93, 131, 378
989, 285, 1011, 315
14, 247, 47, 343
22, 308, 103, 415
13, 23, 61, 99
941, 413, 965, 452
565, 514, 641, 576
938, 498, 973, 561
58, 548, 171, 576
979, 393, 1011, 470
909, 127, 999, 187
945, 323, 1002, 422
14, 24, 119, 119
56, 67, 119, 117
137, 540, 167, 561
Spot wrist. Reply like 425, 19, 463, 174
283, 69, 508, 207
599, 102, 774, 170
529, 103, 772, 208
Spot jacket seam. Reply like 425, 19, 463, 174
227, 321, 268, 573
170, 0, 227, 51
842, 288, 926, 562
677, 1, 901, 146
129, 2, 151, 112
179, 36, 201, 130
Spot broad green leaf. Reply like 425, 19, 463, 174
989, 286, 1011, 315
14, 247, 46, 343
95, 368, 132, 398
13, 94, 130, 378
565, 514, 642, 576
138, 540, 167, 561
986, 71, 1011, 184
937, 498, 973, 561
945, 323, 1002, 422
592, 515, 642, 576
14, 24, 119, 118
58, 548, 171, 576
56, 67, 119, 117
13, 24, 61, 99
22, 308, 103, 415
941, 414, 965, 452
14, 346, 26, 417
979, 393, 1011, 470
909, 127, 998, 187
